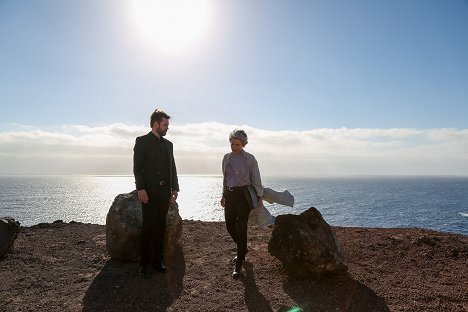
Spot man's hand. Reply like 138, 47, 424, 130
220, 196, 225, 208
138, 189, 149, 204
171, 190, 178, 202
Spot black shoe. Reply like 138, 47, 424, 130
153, 260, 167, 273
233, 250, 248, 263
139, 265, 150, 277
232, 259, 243, 278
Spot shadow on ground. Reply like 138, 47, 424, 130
242, 262, 389, 312
82, 245, 185, 312
243, 262, 274, 312
278, 273, 390, 312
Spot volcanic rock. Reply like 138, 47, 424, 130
0, 217, 20, 258
105, 190, 182, 262
268, 207, 348, 277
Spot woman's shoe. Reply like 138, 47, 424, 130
232, 259, 243, 278
232, 249, 248, 263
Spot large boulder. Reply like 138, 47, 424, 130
0, 217, 21, 259
106, 190, 182, 262
268, 207, 348, 277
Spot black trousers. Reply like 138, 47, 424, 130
224, 189, 251, 261
140, 186, 170, 266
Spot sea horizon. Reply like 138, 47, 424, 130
2, 173, 468, 179
1, 175, 467, 236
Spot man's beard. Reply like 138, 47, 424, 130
157, 129, 167, 136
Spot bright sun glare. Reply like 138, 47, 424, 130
132, 0, 210, 51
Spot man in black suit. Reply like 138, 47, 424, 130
133, 109, 179, 277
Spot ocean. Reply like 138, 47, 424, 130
0, 175, 467, 235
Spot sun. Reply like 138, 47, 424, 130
132, 0, 210, 51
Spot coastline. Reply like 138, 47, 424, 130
1, 220, 467, 311
2, 175, 467, 235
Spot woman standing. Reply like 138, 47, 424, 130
220, 129, 263, 277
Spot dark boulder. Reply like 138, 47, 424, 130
268, 207, 348, 277
106, 190, 182, 262
0, 217, 21, 259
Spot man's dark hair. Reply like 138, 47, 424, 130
150, 109, 171, 127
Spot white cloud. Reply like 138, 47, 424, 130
0, 123, 467, 176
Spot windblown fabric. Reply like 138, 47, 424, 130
249, 187, 295, 226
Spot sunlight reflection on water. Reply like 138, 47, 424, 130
0, 175, 466, 235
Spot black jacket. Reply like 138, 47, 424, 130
133, 131, 179, 192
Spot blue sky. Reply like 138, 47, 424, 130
1, 0, 468, 175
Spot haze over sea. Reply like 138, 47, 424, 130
0, 175, 466, 236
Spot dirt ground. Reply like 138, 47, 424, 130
0, 220, 467, 312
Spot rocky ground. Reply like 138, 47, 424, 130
0, 220, 467, 312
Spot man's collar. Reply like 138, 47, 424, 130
149, 131, 164, 141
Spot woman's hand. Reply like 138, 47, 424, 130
257, 196, 263, 207
220, 196, 225, 208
